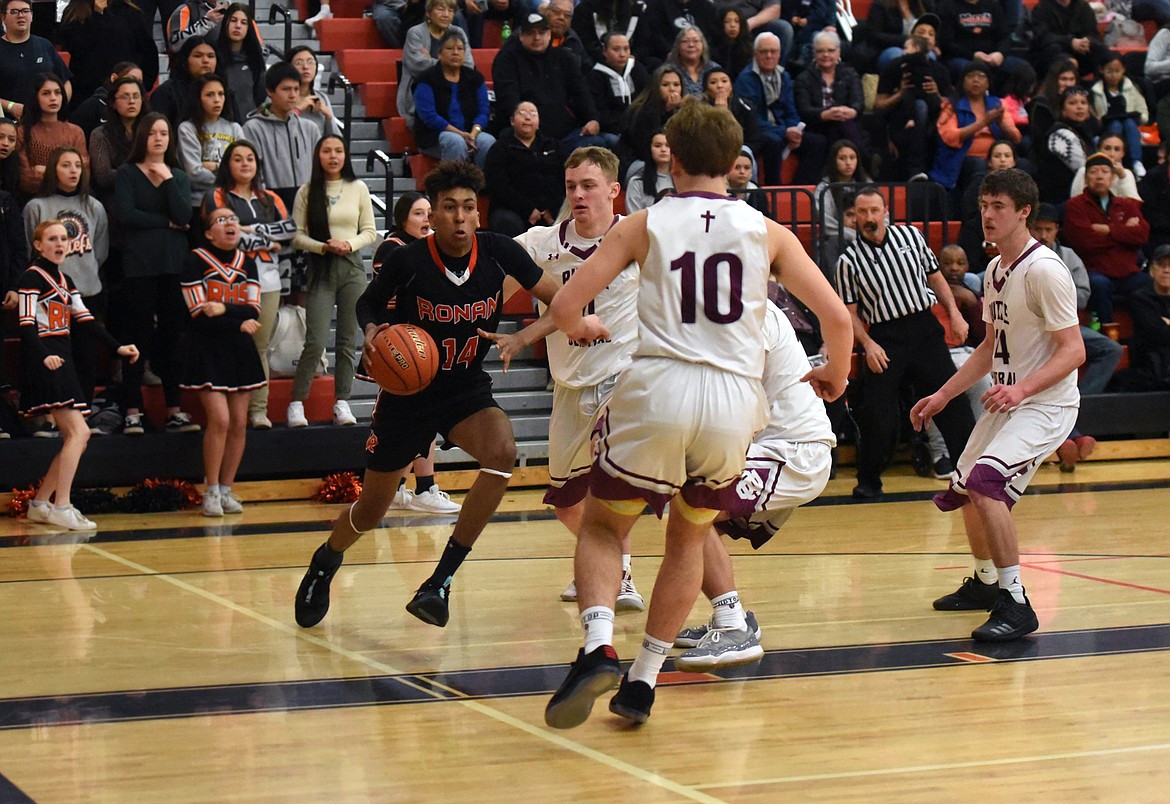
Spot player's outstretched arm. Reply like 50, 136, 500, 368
480, 273, 563, 371
767, 221, 852, 401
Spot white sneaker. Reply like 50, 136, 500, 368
27, 501, 52, 524
1134, 160, 1147, 179
389, 486, 414, 509
203, 491, 223, 517
409, 486, 461, 513
304, 3, 332, 37
333, 400, 357, 426
560, 579, 577, 602
46, 505, 96, 531
287, 401, 308, 428
249, 412, 272, 430
616, 569, 645, 612
220, 492, 243, 515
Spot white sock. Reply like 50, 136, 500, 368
628, 634, 672, 688
30, 499, 50, 508
997, 564, 1025, 604
206, 484, 220, 496
581, 606, 614, 653
220, 485, 231, 497
710, 591, 747, 631
621, 554, 631, 574
975, 558, 998, 585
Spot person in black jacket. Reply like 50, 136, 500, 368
1129, 245, 1170, 382
588, 32, 649, 162
1030, 0, 1109, 78
643, 0, 720, 62
491, 13, 604, 156
483, 101, 564, 236
573, 0, 656, 69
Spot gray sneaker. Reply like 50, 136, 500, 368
674, 621, 764, 671
675, 610, 761, 649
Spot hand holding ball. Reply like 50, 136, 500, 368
366, 324, 439, 395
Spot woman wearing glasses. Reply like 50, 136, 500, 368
180, 206, 265, 517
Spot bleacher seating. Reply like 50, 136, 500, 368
317, 17, 383, 51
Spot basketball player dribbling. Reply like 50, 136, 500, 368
911, 168, 1084, 642
543, 100, 853, 728
292, 161, 560, 631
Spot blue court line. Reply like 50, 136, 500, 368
0, 770, 35, 802
3, 477, 1168, 550
1, 624, 1167, 732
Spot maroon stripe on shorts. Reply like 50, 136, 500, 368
543, 474, 590, 508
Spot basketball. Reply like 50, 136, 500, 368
367, 324, 439, 395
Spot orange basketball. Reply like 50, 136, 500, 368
368, 324, 439, 395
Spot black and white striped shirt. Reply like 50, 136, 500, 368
835, 224, 939, 325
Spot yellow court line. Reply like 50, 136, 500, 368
693, 741, 1170, 790
80, 543, 724, 804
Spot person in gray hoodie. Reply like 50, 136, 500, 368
242, 63, 318, 211
23, 146, 110, 403
178, 74, 245, 215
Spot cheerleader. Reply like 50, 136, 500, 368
180, 207, 266, 517
19, 220, 139, 530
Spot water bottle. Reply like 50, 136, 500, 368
501, 21, 511, 42
1089, 312, 1101, 332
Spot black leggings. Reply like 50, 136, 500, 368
112, 274, 186, 410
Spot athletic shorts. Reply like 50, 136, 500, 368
591, 358, 766, 517
713, 440, 834, 549
935, 403, 1077, 511
544, 374, 618, 508
365, 373, 500, 473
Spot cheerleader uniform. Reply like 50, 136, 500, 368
179, 246, 267, 392
17, 257, 121, 416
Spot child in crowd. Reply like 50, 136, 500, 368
726, 146, 770, 214
1091, 53, 1149, 179
624, 130, 673, 212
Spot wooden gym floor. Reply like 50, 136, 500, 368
1, 459, 1169, 802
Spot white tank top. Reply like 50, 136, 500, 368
640, 193, 770, 379
758, 303, 836, 447
516, 217, 639, 388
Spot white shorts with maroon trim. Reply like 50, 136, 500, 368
544, 375, 618, 508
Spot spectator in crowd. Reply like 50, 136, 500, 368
643, 0, 720, 63
734, 31, 826, 185
56, 0, 158, 112
1129, 244, 1170, 382
71, 63, 145, 143
936, 0, 1030, 87
110, 111, 200, 436
203, 139, 296, 430
588, 32, 649, 153
214, 3, 267, 123
1071, 131, 1140, 198
702, 66, 759, 159
1063, 151, 1152, 323
167, 0, 234, 54
398, 0, 474, 127
1036, 85, 1099, 204
18, 74, 88, 197
483, 100, 563, 235
287, 46, 338, 137
929, 61, 1020, 196
1090, 53, 1149, 179
726, 144, 770, 213
88, 76, 145, 205
545, 0, 592, 67
242, 62, 319, 210
1030, 0, 1109, 78
854, 0, 933, 73
493, 13, 603, 156
1146, 23, 1170, 101
1027, 58, 1080, 155
0, 0, 73, 120
727, 0, 794, 64
625, 129, 673, 211
0, 118, 19, 196
836, 185, 974, 500
815, 138, 869, 272
957, 139, 1018, 280
178, 74, 244, 235
23, 146, 109, 406
151, 35, 219, 128
413, 30, 496, 168
623, 64, 685, 169
794, 31, 865, 153
666, 25, 720, 96
287, 135, 377, 429
574, 0, 654, 68
370, 0, 409, 48
874, 33, 949, 180
709, 6, 754, 78
1140, 141, 1170, 251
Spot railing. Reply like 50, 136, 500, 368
366, 149, 393, 216
267, 4, 293, 61
328, 72, 354, 153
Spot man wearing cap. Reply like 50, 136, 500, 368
1129, 245, 1170, 383
1063, 151, 1152, 324
492, 12, 605, 156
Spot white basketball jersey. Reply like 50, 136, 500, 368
982, 239, 1080, 408
516, 218, 639, 388
640, 194, 770, 379
757, 303, 836, 448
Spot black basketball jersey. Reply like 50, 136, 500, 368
357, 231, 543, 389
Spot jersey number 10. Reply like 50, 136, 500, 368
670, 251, 744, 325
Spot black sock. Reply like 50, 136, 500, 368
429, 536, 470, 588
415, 475, 435, 494
314, 541, 344, 571
396, 478, 407, 490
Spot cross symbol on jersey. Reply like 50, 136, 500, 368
701, 210, 715, 232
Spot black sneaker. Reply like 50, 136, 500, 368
972, 589, 1039, 642
294, 543, 344, 628
910, 435, 933, 478
544, 645, 622, 729
165, 411, 201, 433
123, 413, 146, 436
609, 673, 655, 724
932, 456, 955, 480
32, 420, 59, 438
405, 581, 451, 627
933, 576, 1000, 611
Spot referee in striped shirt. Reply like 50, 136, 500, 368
836, 186, 975, 500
